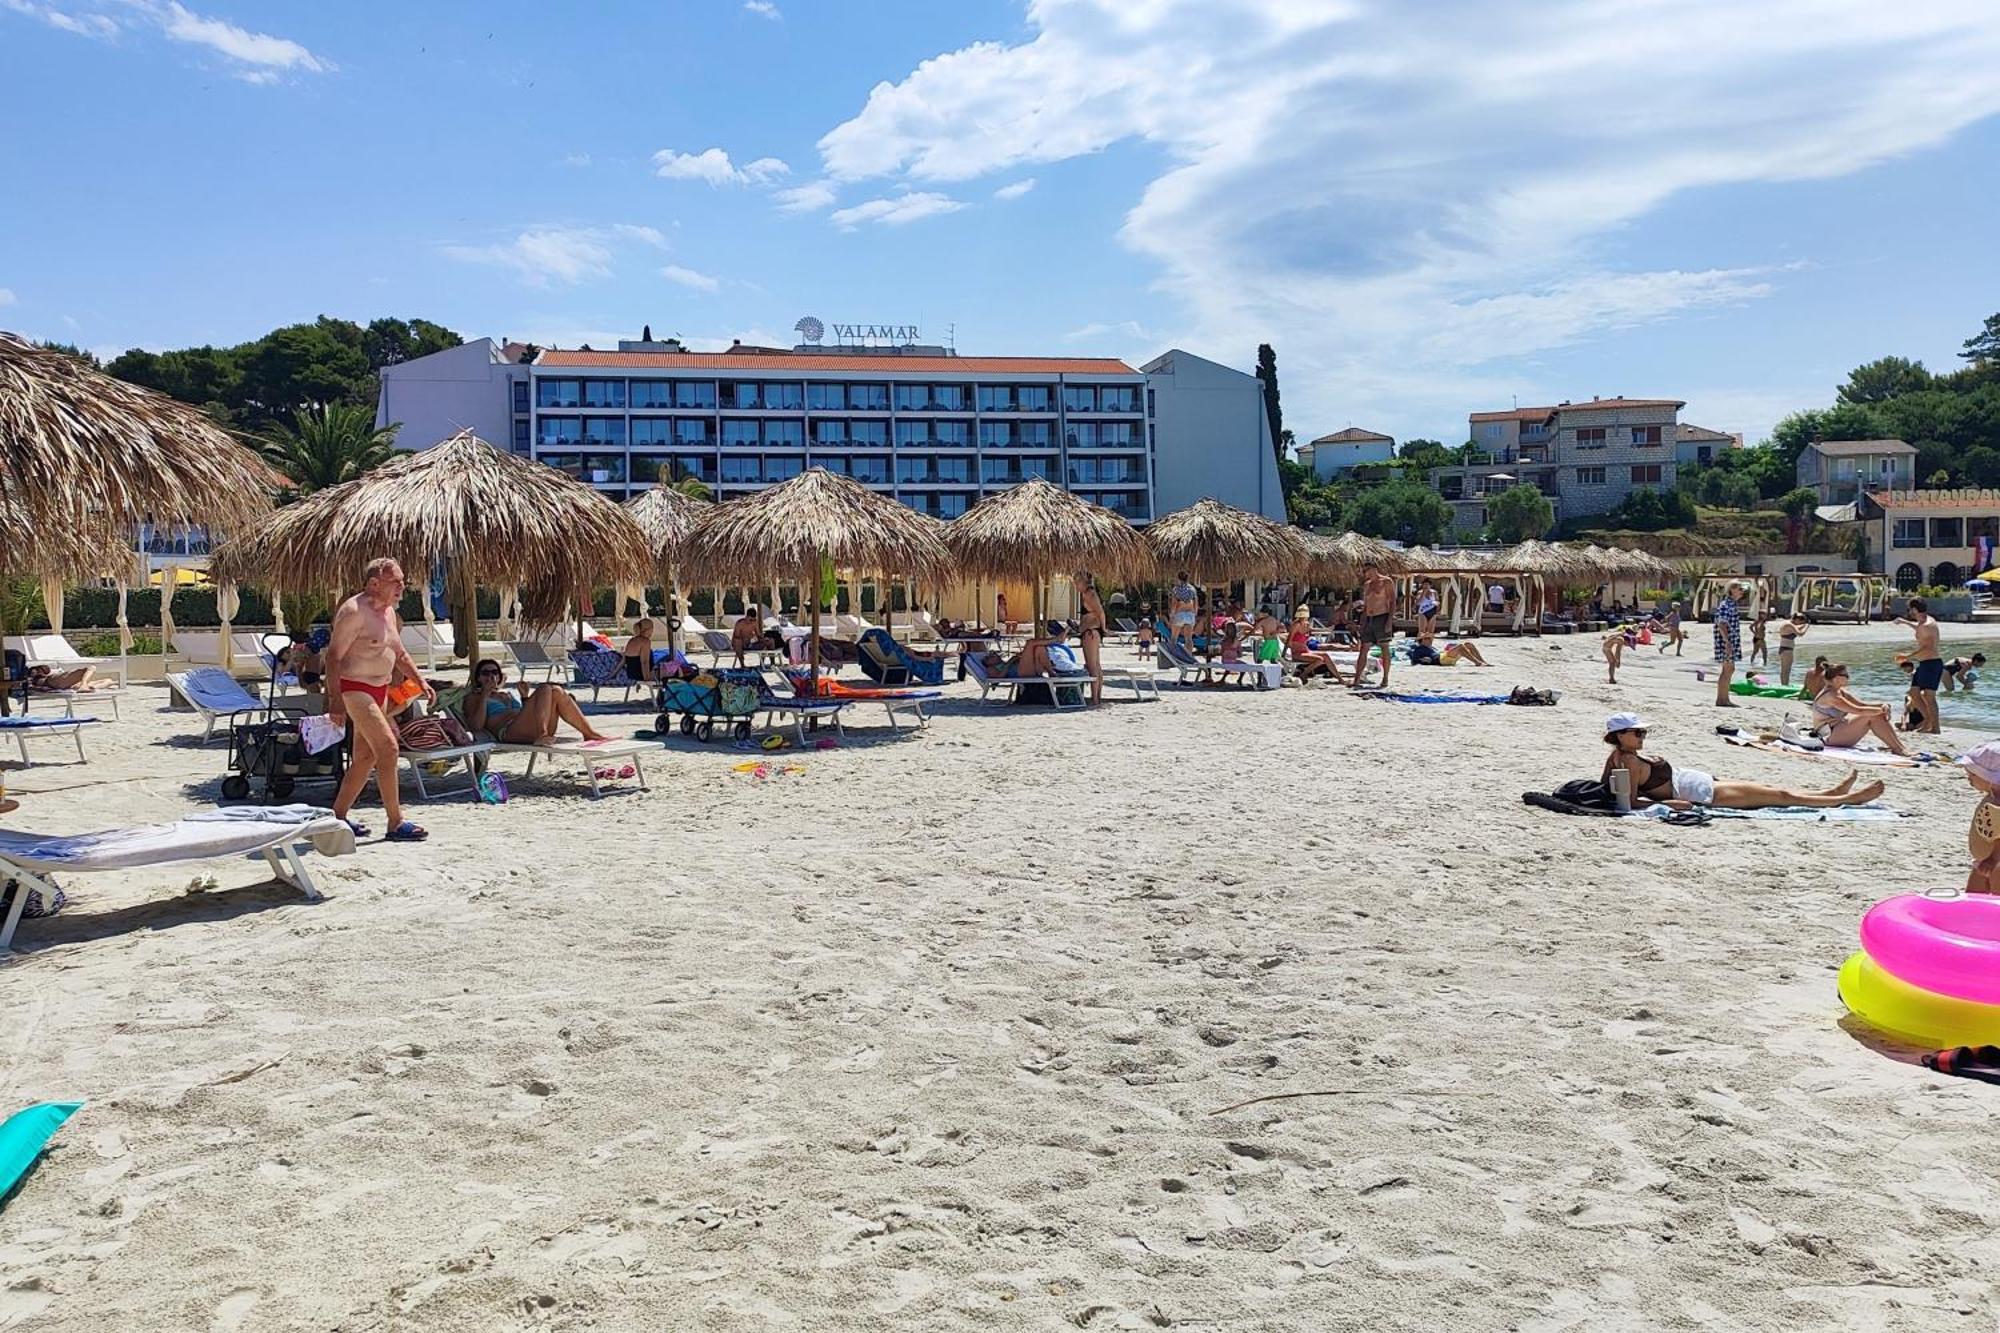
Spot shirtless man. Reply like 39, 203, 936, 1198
1351, 561, 1396, 690
1899, 596, 1943, 734
325, 557, 431, 841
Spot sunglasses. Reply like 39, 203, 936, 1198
478, 668, 502, 677
1622, 727, 1648, 737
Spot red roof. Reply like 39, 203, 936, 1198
1866, 488, 2000, 511
1468, 406, 1555, 423
1553, 398, 1685, 412
535, 350, 1139, 375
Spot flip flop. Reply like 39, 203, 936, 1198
617, 764, 636, 779
341, 818, 371, 839
385, 821, 428, 842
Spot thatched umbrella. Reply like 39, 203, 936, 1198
624, 483, 708, 654
680, 467, 955, 682
946, 478, 1151, 629
1146, 498, 1310, 585
0, 332, 271, 538
1304, 531, 1407, 584
211, 429, 652, 645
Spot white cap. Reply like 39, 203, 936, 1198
1958, 740, 2000, 786
1604, 712, 1650, 735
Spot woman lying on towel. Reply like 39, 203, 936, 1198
462, 659, 611, 745
1601, 712, 1883, 810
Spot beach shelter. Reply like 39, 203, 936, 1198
944, 477, 1151, 633
624, 483, 709, 654
1145, 498, 1311, 598
680, 467, 955, 683
210, 428, 652, 643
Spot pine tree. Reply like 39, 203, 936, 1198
1254, 344, 1283, 471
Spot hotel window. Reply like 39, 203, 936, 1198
895, 421, 930, 448
847, 383, 889, 411
932, 384, 965, 411
849, 420, 888, 448
1063, 386, 1098, 412
976, 385, 1015, 413
934, 457, 971, 484
847, 457, 889, 484
538, 416, 581, 447
1483, 423, 1503, 440
811, 419, 849, 447
720, 456, 759, 484
675, 418, 714, 446
1628, 464, 1662, 485
1892, 519, 1926, 548
629, 381, 671, 409
724, 381, 762, 409
581, 379, 625, 409
1575, 428, 1607, 449
895, 458, 931, 485
979, 422, 1012, 448
630, 419, 673, 446
935, 493, 968, 518
808, 382, 847, 411
1017, 385, 1051, 412
763, 382, 804, 410
1575, 466, 1607, 485
580, 454, 625, 483
766, 455, 802, 481
1969, 517, 2000, 543
722, 420, 761, 448
674, 380, 716, 410
1100, 385, 1140, 412
512, 380, 530, 414
512, 419, 530, 451
1931, 517, 1964, 547
580, 417, 625, 447
1630, 425, 1663, 446
537, 379, 581, 408
764, 420, 804, 449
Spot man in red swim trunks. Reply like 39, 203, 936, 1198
325, 557, 433, 842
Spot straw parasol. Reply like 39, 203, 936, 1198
945, 477, 1151, 627
680, 467, 955, 680
624, 483, 709, 653
1145, 497, 1310, 584
0, 332, 272, 538
1303, 531, 1407, 584
210, 428, 652, 637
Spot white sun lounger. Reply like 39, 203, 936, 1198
503, 640, 567, 684
394, 741, 498, 800
0, 805, 355, 951
1045, 645, 1163, 702
10, 633, 130, 689
167, 667, 294, 741
493, 737, 655, 798
962, 651, 1089, 708
0, 716, 102, 765
1155, 640, 1274, 689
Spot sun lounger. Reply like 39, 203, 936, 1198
504, 640, 568, 684
778, 667, 934, 732
393, 741, 497, 800
1720, 732, 1933, 768
1045, 643, 1163, 702
568, 648, 644, 704
747, 670, 851, 741
858, 628, 946, 686
167, 667, 297, 741
962, 649, 1089, 708
12, 633, 129, 689
1155, 639, 1275, 689
493, 737, 654, 798
0, 804, 354, 951
0, 716, 100, 765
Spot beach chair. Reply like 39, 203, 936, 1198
778, 666, 935, 732
15, 633, 129, 688
490, 737, 655, 798
834, 612, 879, 641
568, 648, 643, 704
1155, 638, 1273, 689
0, 646, 122, 720
399, 623, 455, 671
167, 666, 294, 741
0, 805, 355, 952
394, 739, 497, 800
962, 649, 1089, 708
908, 609, 943, 642
504, 640, 567, 684
0, 716, 101, 765
857, 628, 946, 686
745, 669, 850, 742
1046, 643, 1163, 703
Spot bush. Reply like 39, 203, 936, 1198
75, 631, 163, 656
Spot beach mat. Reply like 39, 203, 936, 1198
1364, 691, 1512, 705
1721, 732, 1934, 768
1647, 802, 1910, 822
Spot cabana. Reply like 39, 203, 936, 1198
1394, 546, 1486, 635
1792, 573, 1886, 624
1145, 498, 1311, 607
1688, 573, 1778, 622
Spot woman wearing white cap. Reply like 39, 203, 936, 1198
1601, 713, 1883, 810
1958, 741, 2000, 894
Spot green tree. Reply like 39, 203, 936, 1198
260, 402, 400, 496
1962, 312, 2000, 366
1254, 343, 1283, 473
238, 322, 374, 422
1715, 473, 1760, 509
33, 340, 99, 367
1839, 356, 1931, 404
363, 317, 462, 369
1346, 480, 1450, 546
1778, 486, 1818, 554
1395, 438, 1454, 471
1486, 483, 1554, 542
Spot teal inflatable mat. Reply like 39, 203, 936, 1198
0, 1101, 82, 1208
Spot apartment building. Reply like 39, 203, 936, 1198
1797, 438, 1918, 507
1432, 397, 1685, 536
1295, 427, 1394, 481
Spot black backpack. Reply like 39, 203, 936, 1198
1551, 778, 1619, 809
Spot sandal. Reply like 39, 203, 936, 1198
342, 818, 371, 839
385, 821, 428, 842
617, 764, 636, 779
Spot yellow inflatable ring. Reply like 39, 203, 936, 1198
1838, 951, 2000, 1048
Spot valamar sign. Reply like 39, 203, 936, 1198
795, 316, 918, 346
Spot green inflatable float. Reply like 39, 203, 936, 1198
1729, 681, 1807, 699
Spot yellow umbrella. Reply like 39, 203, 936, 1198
1973, 568, 2000, 583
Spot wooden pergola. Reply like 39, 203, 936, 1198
1792, 573, 1886, 624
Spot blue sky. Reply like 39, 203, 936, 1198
5, 0, 2000, 450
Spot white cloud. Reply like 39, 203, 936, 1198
827, 192, 966, 230
154, 1, 329, 81
993, 178, 1036, 200
652, 147, 789, 186
744, 0, 780, 18
441, 223, 667, 287
1, 0, 116, 37
808, 0, 2000, 430
773, 180, 837, 213
559, 152, 592, 169
661, 264, 721, 292
0, 288, 15, 307
1063, 320, 1148, 343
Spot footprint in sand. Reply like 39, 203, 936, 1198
210, 1288, 259, 1332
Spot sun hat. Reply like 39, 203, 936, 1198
1604, 711, 1650, 736
1294, 605, 1310, 618
1958, 740, 2000, 786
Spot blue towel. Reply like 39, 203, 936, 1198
0, 716, 100, 729
1362, 692, 1510, 705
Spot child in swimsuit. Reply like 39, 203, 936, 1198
1961, 742, 2000, 895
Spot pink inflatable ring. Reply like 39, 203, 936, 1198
1859, 893, 2000, 1005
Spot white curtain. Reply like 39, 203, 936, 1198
218, 583, 241, 670
37, 577, 64, 638
495, 585, 518, 643
158, 564, 180, 656
114, 568, 132, 652
420, 595, 440, 669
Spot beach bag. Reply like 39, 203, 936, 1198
476, 771, 509, 804
1507, 685, 1558, 706
4, 875, 64, 919
397, 714, 458, 752
1551, 778, 1618, 810
717, 679, 760, 715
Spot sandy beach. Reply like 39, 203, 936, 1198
4, 623, 2000, 1331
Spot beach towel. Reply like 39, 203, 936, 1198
0, 716, 101, 730
1640, 801, 1909, 822
1364, 691, 1511, 704
1720, 732, 1934, 768
0, 1101, 81, 1208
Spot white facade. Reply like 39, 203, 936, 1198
376, 338, 527, 453
1140, 348, 1285, 521
1298, 428, 1394, 480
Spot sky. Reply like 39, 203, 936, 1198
5, 0, 2000, 450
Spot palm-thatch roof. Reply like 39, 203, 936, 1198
944, 477, 1152, 585
624, 483, 708, 575
1486, 540, 1593, 578
1303, 531, 1407, 583
679, 467, 955, 588
0, 331, 272, 537
209, 428, 652, 624
1145, 498, 1310, 582
1400, 545, 1482, 572
0, 490, 133, 583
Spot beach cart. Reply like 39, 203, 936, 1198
220, 634, 343, 801
655, 669, 764, 743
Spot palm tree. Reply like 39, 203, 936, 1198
261, 402, 400, 497
1778, 486, 1819, 554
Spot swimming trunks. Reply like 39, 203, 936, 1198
1360, 612, 1392, 645
338, 678, 390, 707
1913, 657, 1945, 691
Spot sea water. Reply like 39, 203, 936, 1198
1736, 639, 2000, 738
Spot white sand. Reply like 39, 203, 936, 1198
4, 626, 2000, 1331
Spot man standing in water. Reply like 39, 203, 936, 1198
1901, 595, 1944, 734
326, 557, 432, 842
1713, 581, 1744, 707
1351, 560, 1396, 691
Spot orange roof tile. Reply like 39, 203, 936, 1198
1468, 406, 1555, 423
535, 350, 1139, 375
1866, 488, 2000, 511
